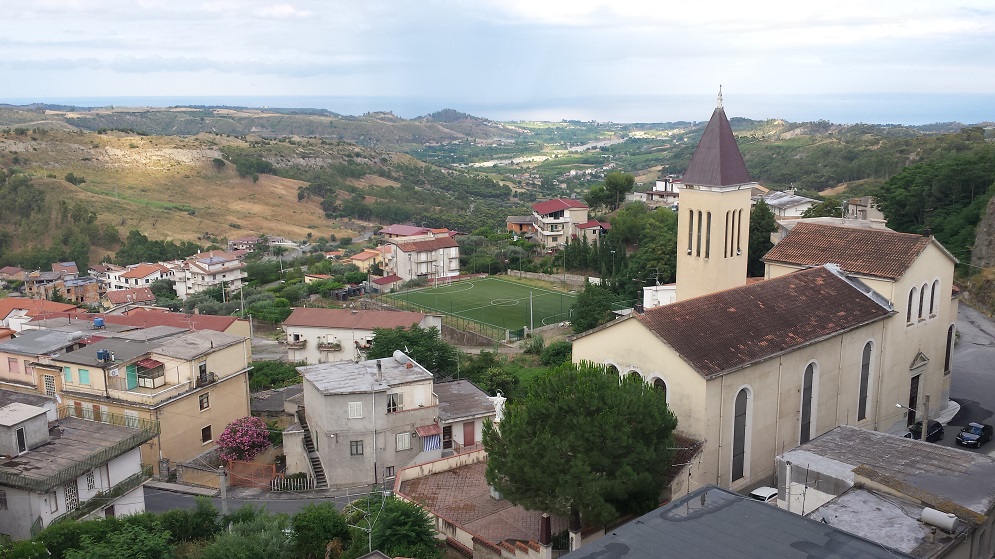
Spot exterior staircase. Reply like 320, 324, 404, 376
296, 409, 328, 488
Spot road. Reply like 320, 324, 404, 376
932, 304, 995, 453
143, 486, 356, 515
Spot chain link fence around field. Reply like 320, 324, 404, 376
366, 293, 508, 343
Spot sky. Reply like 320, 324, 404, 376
2, 0, 995, 123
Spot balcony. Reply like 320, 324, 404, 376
287, 339, 307, 350
317, 341, 342, 352
49, 466, 152, 526
195, 371, 218, 388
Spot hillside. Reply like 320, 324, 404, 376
0, 104, 521, 150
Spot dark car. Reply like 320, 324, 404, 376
904, 420, 944, 442
955, 422, 994, 448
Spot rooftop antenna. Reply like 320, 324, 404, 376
717, 85, 723, 110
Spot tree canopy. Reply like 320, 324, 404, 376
747, 199, 778, 277
584, 172, 636, 211
570, 282, 615, 334
366, 325, 458, 379
483, 363, 678, 532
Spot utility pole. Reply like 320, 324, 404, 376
922, 394, 931, 441
218, 466, 229, 515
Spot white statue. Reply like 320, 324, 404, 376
488, 391, 507, 423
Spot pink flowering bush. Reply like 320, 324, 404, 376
217, 416, 271, 462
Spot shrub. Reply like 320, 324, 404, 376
522, 334, 545, 355
540, 340, 572, 366
217, 417, 271, 462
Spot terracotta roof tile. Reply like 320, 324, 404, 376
392, 237, 459, 252
119, 263, 167, 279
763, 222, 934, 280
532, 198, 587, 215
0, 298, 78, 321
106, 287, 156, 305
634, 266, 892, 378
282, 308, 427, 330
682, 107, 752, 187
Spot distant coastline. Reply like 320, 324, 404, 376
2, 93, 993, 126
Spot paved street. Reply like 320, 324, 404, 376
933, 304, 995, 453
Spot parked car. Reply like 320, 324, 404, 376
748, 487, 778, 504
955, 422, 994, 448
904, 420, 944, 442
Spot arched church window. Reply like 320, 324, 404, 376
732, 388, 749, 481
800, 363, 816, 444
858, 342, 872, 421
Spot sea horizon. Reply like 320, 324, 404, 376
2, 93, 994, 127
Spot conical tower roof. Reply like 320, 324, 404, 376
682, 95, 752, 188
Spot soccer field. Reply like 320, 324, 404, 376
385, 277, 577, 332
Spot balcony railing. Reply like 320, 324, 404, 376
287, 339, 307, 350
195, 371, 218, 388
49, 467, 152, 525
317, 342, 342, 351
0, 408, 158, 494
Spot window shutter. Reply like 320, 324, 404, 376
348, 401, 363, 419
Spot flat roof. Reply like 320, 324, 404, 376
782, 425, 995, 521
55, 338, 157, 368
0, 402, 47, 427
0, 416, 154, 492
299, 353, 432, 395
0, 329, 82, 355
152, 330, 246, 361
0, 389, 56, 409
435, 380, 494, 422
561, 486, 913, 559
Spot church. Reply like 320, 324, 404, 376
571, 93, 959, 495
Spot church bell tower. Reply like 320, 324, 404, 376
676, 88, 757, 301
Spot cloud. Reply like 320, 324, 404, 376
253, 3, 313, 19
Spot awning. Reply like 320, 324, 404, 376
136, 358, 164, 369
415, 423, 441, 437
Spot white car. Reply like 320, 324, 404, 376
748, 486, 778, 504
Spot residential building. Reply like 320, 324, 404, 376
282, 308, 442, 364
759, 189, 818, 218
571, 93, 959, 496
303, 273, 333, 285
347, 248, 387, 273
0, 266, 26, 284
778, 426, 995, 559
557, 485, 914, 559
530, 199, 589, 249
386, 234, 460, 281
379, 225, 456, 240
0, 328, 252, 474
371, 274, 403, 293
0, 298, 77, 332
172, 251, 246, 300
22, 309, 252, 338
395, 451, 570, 559
51, 262, 79, 278
576, 219, 611, 243
625, 177, 681, 209
845, 195, 887, 222
434, 380, 494, 453
287, 353, 441, 488
506, 215, 536, 236
0, 400, 157, 540
24, 271, 66, 301
227, 235, 262, 252
107, 263, 171, 292
105, 287, 157, 309
60, 277, 100, 306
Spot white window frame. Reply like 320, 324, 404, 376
348, 401, 363, 419
396, 432, 411, 451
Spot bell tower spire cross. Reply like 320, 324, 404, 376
717, 85, 723, 109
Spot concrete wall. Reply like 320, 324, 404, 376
0, 411, 48, 455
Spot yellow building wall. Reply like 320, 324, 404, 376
676, 187, 752, 301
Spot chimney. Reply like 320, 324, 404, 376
376, 359, 383, 381
539, 514, 552, 559
923, 227, 932, 237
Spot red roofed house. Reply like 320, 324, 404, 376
0, 298, 78, 331
0, 266, 26, 283
372, 274, 403, 292
530, 198, 589, 248
105, 287, 157, 308
107, 263, 172, 292
380, 224, 431, 238
576, 219, 611, 243
385, 233, 460, 282
51, 261, 79, 278
346, 248, 386, 273
572, 92, 959, 500
282, 307, 442, 364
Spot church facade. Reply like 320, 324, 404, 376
571, 95, 959, 495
